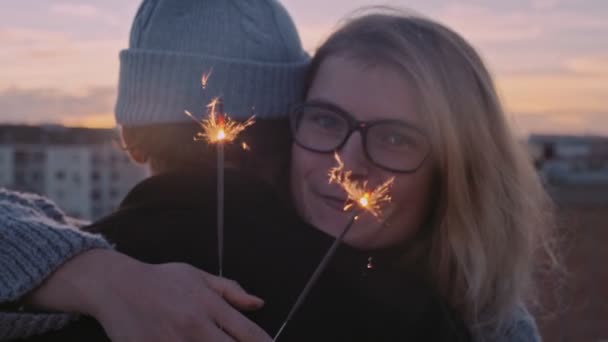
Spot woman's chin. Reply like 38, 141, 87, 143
312, 214, 383, 249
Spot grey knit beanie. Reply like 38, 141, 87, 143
115, 0, 309, 125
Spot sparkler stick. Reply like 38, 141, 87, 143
217, 128, 224, 277
185, 74, 255, 277
273, 153, 394, 341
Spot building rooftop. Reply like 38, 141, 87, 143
529, 134, 608, 144
0, 125, 118, 145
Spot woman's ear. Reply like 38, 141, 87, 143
121, 127, 148, 164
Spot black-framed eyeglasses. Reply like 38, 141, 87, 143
289, 101, 430, 173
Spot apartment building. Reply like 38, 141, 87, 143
0, 125, 148, 220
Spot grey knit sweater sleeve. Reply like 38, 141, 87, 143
0, 188, 112, 340
500, 306, 541, 342
476, 305, 542, 342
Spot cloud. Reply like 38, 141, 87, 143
49, 3, 120, 27
435, 4, 544, 43
0, 87, 116, 127
511, 111, 608, 136
434, 3, 608, 46
0, 28, 69, 45
0, 27, 124, 91
532, 0, 561, 10
50, 3, 100, 18
564, 55, 608, 75
497, 70, 608, 116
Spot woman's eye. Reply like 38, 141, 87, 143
385, 133, 414, 146
386, 134, 404, 145
311, 114, 339, 128
375, 129, 420, 150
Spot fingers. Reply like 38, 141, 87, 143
210, 298, 272, 342
206, 276, 265, 311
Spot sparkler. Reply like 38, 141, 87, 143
273, 153, 394, 341
328, 153, 393, 218
185, 74, 255, 277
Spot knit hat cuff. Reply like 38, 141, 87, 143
115, 49, 309, 125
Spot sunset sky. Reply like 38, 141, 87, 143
1, 0, 607, 136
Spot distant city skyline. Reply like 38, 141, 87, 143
1, 0, 607, 136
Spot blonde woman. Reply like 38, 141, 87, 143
2, 9, 556, 342
289, 11, 557, 340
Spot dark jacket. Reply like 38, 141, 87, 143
25, 168, 470, 341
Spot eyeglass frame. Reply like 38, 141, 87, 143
289, 100, 431, 174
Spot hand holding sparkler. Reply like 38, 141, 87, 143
185, 72, 255, 277
273, 153, 394, 341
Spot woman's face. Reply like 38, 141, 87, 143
290, 56, 436, 250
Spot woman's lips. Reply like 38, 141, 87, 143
319, 194, 348, 211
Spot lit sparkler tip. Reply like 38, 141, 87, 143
185, 105, 255, 144
217, 129, 226, 141
187, 76, 255, 145
328, 153, 394, 217
359, 194, 370, 207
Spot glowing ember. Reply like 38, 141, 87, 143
241, 142, 251, 151
328, 153, 393, 217
359, 195, 370, 207
201, 68, 212, 89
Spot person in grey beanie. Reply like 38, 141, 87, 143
1, 0, 308, 341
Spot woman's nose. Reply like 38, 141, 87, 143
338, 132, 370, 179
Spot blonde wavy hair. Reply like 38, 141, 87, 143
308, 9, 559, 335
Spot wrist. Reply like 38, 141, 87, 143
25, 249, 141, 318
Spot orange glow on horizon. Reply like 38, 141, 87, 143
61, 113, 115, 128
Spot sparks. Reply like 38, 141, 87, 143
185, 97, 255, 144
186, 72, 255, 145
328, 153, 393, 217
201, 68, 212, 89
241, 142, 251, 151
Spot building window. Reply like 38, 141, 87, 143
15, 151, 27, 163
15, 171, 25, 184
55, 171, 66, 181
111, 171, 120, 182
33, 152, 44, 162
32, 171, 42, 182
92, 153, 103, 165
109, 188, 119, 199
91, 189, 102, 201
92, 207, 104, 218
91, 171, 101, 181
